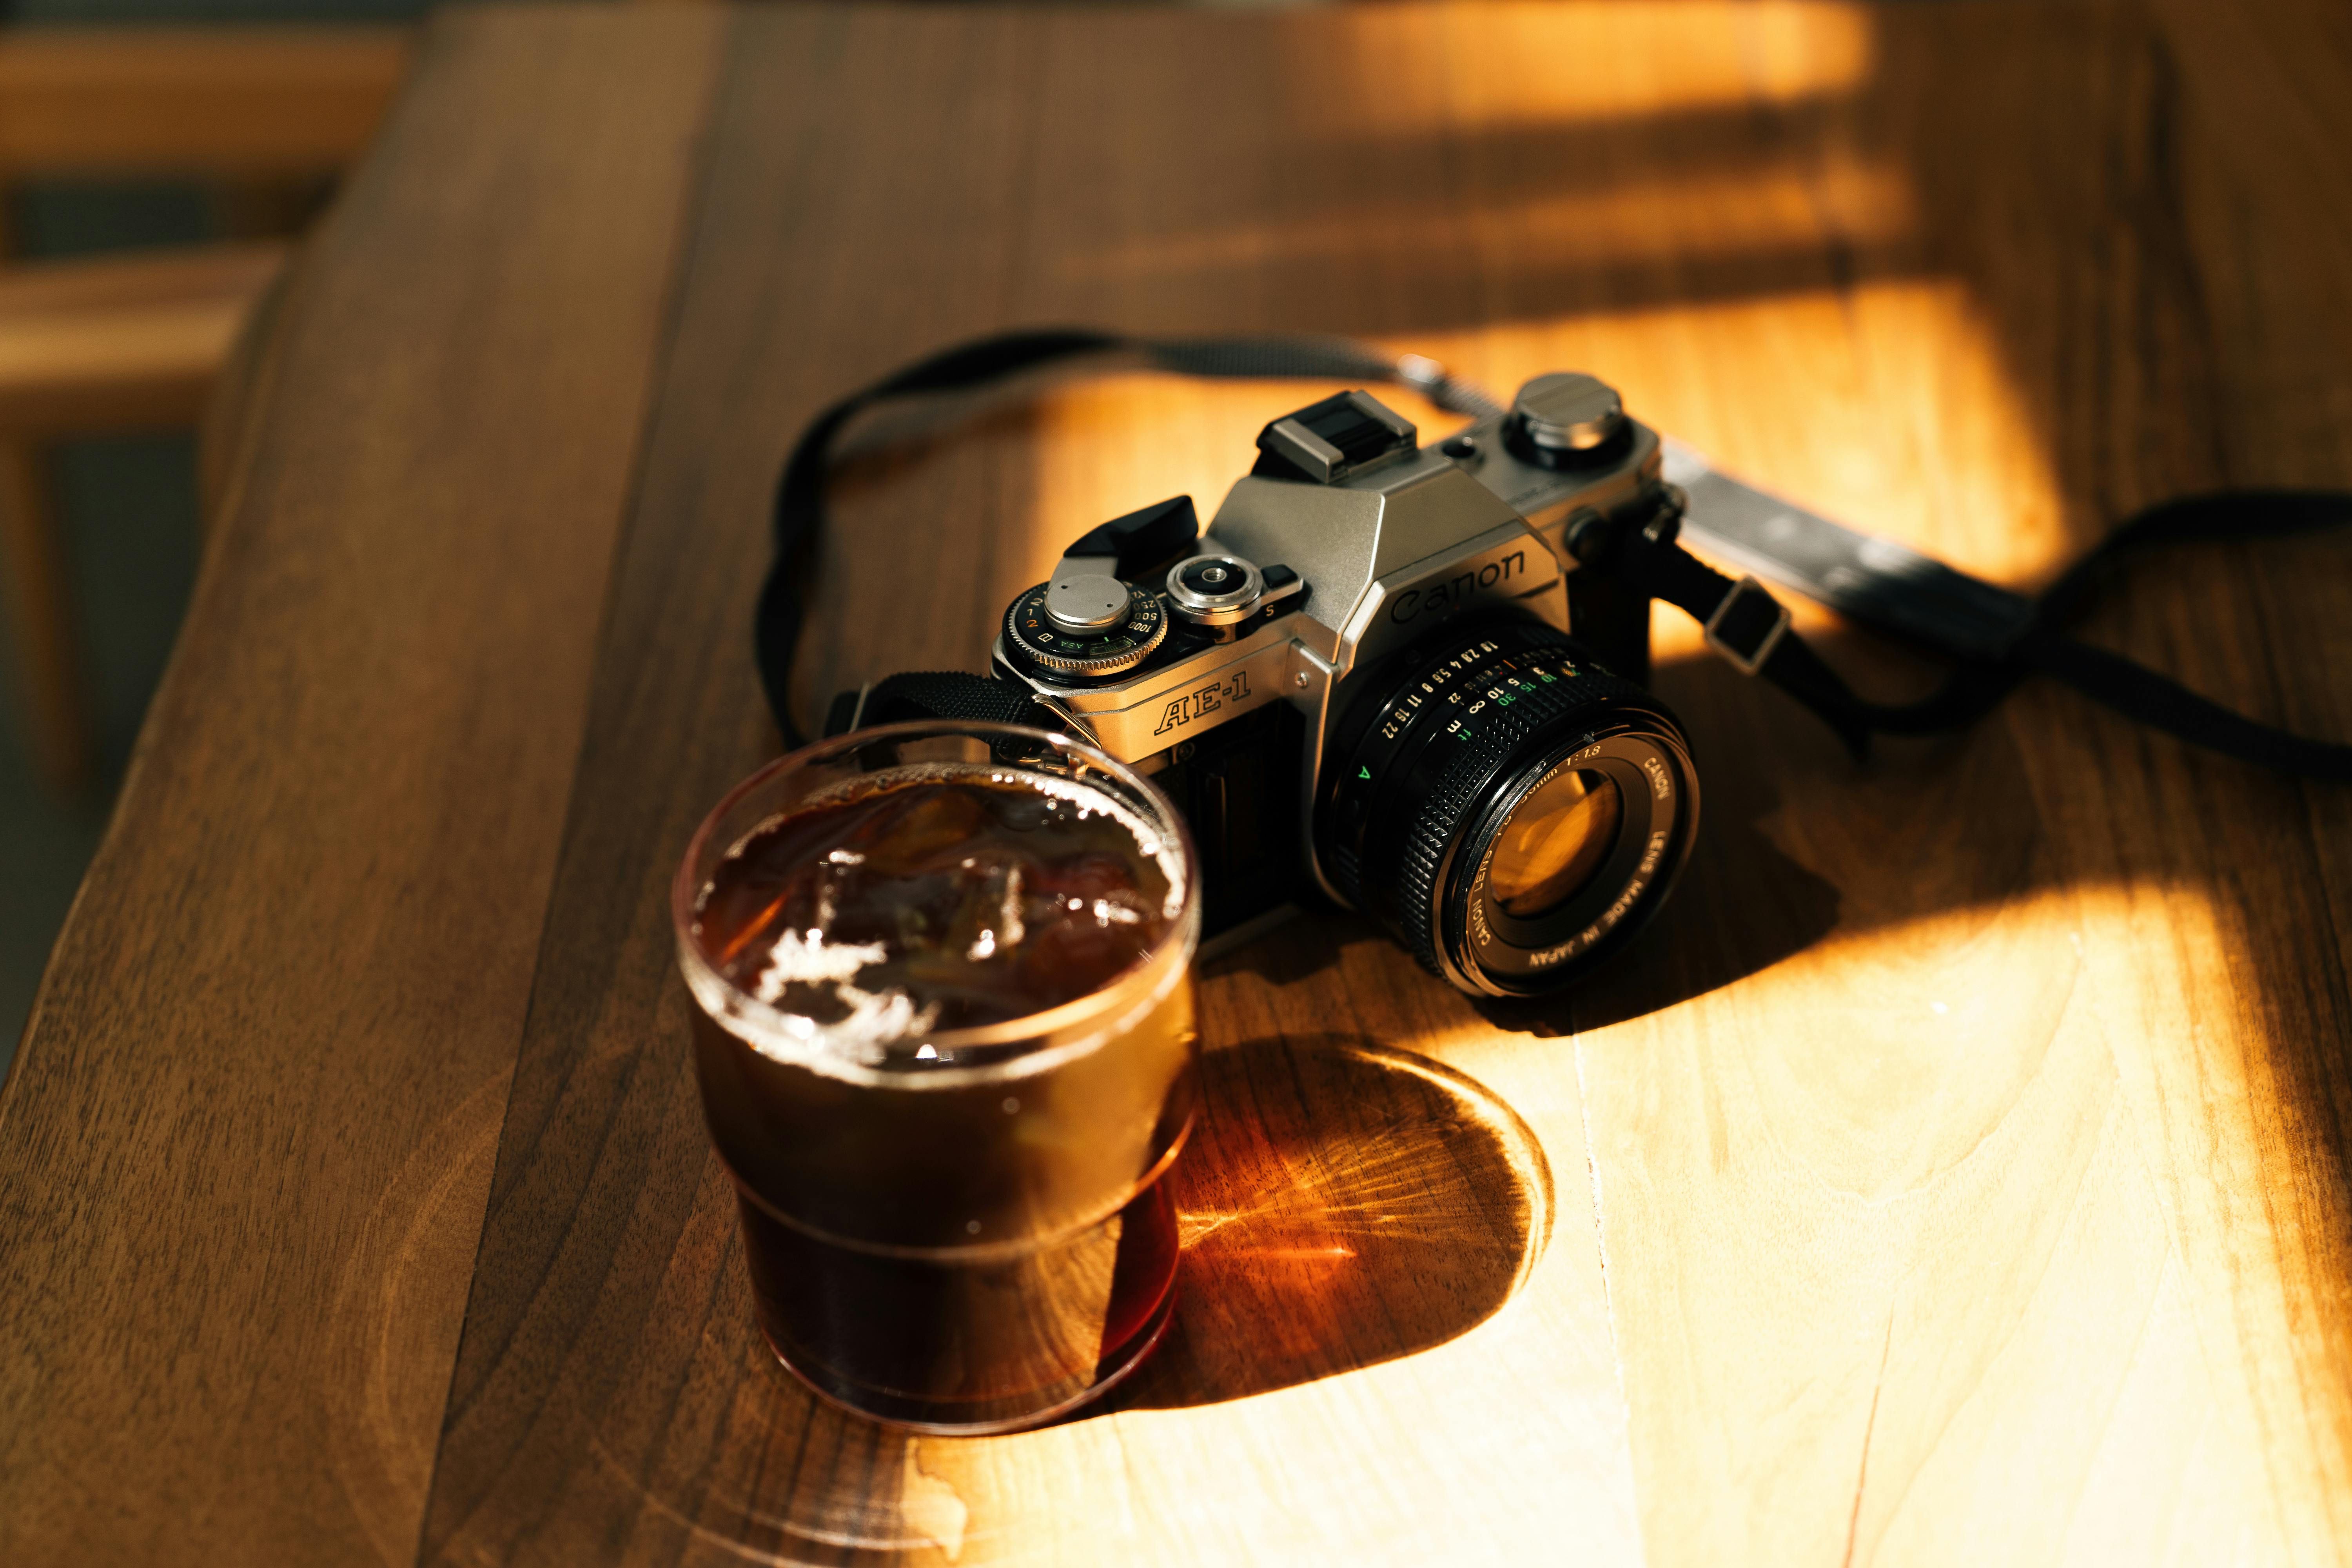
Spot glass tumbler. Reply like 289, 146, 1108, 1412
672, 722, 1202, 1433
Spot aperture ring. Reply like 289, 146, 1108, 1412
1325, 626, 1607, 908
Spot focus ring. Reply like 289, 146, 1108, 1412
1386, 664, 1646, 976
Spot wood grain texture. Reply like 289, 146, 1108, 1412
0, 7, 723, 1563
12, 2, 2352, 1564
417, 2, 2352, 1563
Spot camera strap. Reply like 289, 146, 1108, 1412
759, 328, 1500, 747
1607, 456, 2352, 777
759, 329, 2352, 781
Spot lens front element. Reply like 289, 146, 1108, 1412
1488, 767, 1622, 918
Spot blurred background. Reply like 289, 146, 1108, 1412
0, 0, 423, 1067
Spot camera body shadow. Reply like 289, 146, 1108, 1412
1201, 645, 1863, 1039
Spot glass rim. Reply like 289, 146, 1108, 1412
670, 720, 1201, 1079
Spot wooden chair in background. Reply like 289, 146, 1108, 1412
0, 27, 410, 792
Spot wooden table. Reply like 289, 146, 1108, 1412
7, 2, 2352, 1561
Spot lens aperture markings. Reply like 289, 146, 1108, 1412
1442, 655, 1575, 746
1378, 639, 1502, 745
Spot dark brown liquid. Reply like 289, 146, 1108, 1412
730, 1166, 1182, 1421
696, 772, 1177, 1037
689, 768, 1197, 1429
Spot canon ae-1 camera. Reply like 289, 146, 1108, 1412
830, 372, 1701, 998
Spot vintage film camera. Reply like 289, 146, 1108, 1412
831, 373, 1701, 998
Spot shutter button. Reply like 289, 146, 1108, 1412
1510, 373, 1628, 469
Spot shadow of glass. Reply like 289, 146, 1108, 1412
1106, 1034, 1550, 1411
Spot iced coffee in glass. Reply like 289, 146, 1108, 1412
672, 722, 1200, 1433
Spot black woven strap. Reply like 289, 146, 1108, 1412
822, 670, 1046, 737
758, 329, 1499, 746
1602, 490, 2352, 780
761, 327, 2352, 782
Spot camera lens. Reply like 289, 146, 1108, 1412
1318, 620, 1697, 997
1488, 767, 1622, 917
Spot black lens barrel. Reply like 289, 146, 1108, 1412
1319, 619, 1698, 996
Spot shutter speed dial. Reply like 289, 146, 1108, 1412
1005, 581, 1167, 677
1044, 570, 1132, 632
1005, 492, 1194, 679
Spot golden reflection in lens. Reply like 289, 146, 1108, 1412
1488, 769, 1622, 919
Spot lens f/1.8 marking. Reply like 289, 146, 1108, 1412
1456, 730, 1685, 987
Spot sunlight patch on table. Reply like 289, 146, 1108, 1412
1572, 872, 2314, 1564
1276, 1, 1877, 134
